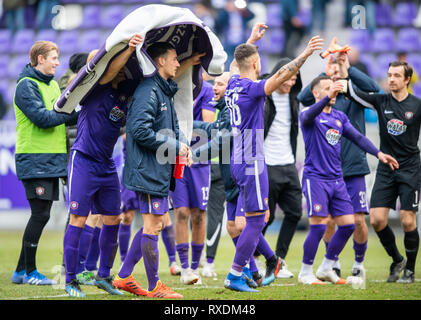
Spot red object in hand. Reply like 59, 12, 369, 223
173, 155, 186, 179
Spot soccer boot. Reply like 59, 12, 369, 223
316, 268, 347, 284
387, 258, 406, 283
242, 267, 258, 288
298, 272, 326, 285
192, 268, 203, 285
262, 256, 283, 286
276, 259, 294, 278
252, 271, 263, 287
94, 274, 124, 295
23, 270, 57, 285
11, 270, 25, 284
65, 279, 86, 298
76, 270, 95, 285
170, 261, 181, 276
180, 268, 199, 285
113, 274, 148, 296
146, 280, 183, 299
224, 272, 259, 292
351, 266, 365, 278
202, 262, 217, 278
397, 269, 415, 283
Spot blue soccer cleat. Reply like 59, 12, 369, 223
94, 275, 124, 295
65, 279, 86, 298
242, 267, 258, 288
224, 272, 259, 292
262, 256, 282, 286
23, 270, 57, 285
11, 270, 25, 284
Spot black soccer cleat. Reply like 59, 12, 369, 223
387, 258, 406, 283
396, 268, 415, 283
252, 271, 263, 287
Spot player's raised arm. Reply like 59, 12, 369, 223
175, 52, 206, 79
264, 36, 324, 96
246, 23, 268, 45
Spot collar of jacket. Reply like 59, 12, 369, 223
214, 97, 226, 111
153, 72, 178, 98
17, 63, 54, 85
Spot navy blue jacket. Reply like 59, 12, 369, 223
297, 66, 381, 177
123, 73, 182, 197
193, 99, 239, 202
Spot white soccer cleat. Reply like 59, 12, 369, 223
316, 268, 347, 284
192, 268, 203, 285
202, 262, 217, 278
298, 272, 326, 285
276, 261, 294, 279
180, 268, 199, 285
170, 261, 181, 276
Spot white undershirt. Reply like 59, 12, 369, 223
264, 92, 294, 166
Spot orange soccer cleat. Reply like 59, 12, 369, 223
320, 37, 352, 59
147, 281, 184, 299
113, 274, 148, 296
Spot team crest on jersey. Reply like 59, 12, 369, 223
387, 119, 407, 136
152, 202, 160, 211
314, 204, 322, 212
336, 120, 342, 127
405, 112, 414, 120
109, 106, 125, 122
35, 186, 45, 196
70, 201, 79, 210
325, 129, 341, 146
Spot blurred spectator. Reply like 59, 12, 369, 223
0, 91, 7, 120
194, 1, 215, 30
35, 0, 60, 30
310, 0, 329, 35
214, 0, 254, 65
348, 47, 369, 75
397, 51, 419, 95
281, 0, 305, 59
3, 0, 26, 35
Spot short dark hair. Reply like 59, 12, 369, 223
234, 43, 258, 70
310, 75, 331, 92
146, 42, 176, 63
388, 61, 413, 83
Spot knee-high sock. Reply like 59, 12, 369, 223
118, 228, 143, 279
161, 225, 176, 264
85, 226, 101, 271
63, 225, 83, 283
191, 242, 204, 270
141, 233, 159, 291
325, 224, 356, 261
176, 243, 189, 269
256, 233, 275, 260
376, 225, 403, 263
353, 240, 367, 263
404, 228, 419, 272
302, 224, 326, 265
77, 225, 94, 274
118, 224, 131, 263
231, 215, 266, 275
98, 224, 119, 278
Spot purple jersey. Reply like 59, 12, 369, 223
300, 96, 379, 180
72, 81, 133, 162
225, 75, 267, 164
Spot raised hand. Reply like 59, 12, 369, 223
327, 81, 344, 99
247, 23, 268, 45
128, 34, 143, 51
302, 35, 324, 58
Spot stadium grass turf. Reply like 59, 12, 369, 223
0, 230, 420, 300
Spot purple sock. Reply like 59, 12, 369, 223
249, 256, 258, 273
353, 240, 367, 263
119, 228, 143, 279
161, 225, 176, 264
256, 233, 275, 260
118, 223, 131, 263
191, 242, 204, 270
63, 225, 83, 283
141, 233, 159, 291
85, 226, 100, 271
303, 224, 326, 265
176, 243, 189, 269
325, 224, 356, 261
231, 215, 266, 274
77, 225, 94, 274
98, 224, 119, 278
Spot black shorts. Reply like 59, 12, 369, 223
369, 166, 421, 212
267, 164, 302, 218
21, 178, 60, 201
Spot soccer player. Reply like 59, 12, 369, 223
298, 75, 398, 285
171, 78, 216, 285
348, 61, 421, 283
11, 41, 78, 286
63, 34, 143, 297
112, 42, 201, 299
297, 51, 381, 278
223, 34, 324, 292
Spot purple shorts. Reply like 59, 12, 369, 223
121, 185, 139, 213
231, 160, 269, 213
68, 150, 121, 216
344, 175, 369, 214
137, 192, 169, 215
226, 193, 245, 221
302, 175, 354, 218
170, 164, 211, 211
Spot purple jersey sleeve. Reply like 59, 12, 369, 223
300, 95, 331, 126
342, 115, 379, 156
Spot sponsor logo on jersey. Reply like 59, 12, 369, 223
109, 106, 125, 122
326, 128, 341, 146
405, 111, 414, 120
387, 119, 407, 136
314, 204, 322, 212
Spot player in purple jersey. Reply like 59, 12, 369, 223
62, 34, 143, 298
171, 79, 216, 285
224, 30, 324, 292
297, 75, 398, 285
